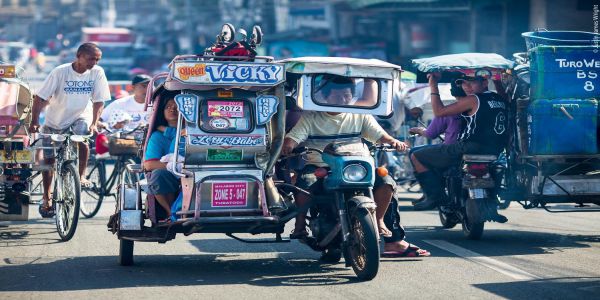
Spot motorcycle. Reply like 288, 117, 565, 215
279, 142, 396, 280
438, 154, 506, 239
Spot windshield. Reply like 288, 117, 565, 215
312, 74, 380, 108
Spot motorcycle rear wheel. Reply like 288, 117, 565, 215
345, 203, 379, 281
462, 209, 485, 240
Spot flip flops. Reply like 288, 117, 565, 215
382, 243, 431, 258
378, 227, 393, 238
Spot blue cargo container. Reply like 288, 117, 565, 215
529, 46, 600, 99
528, 99, 598, 155
522, 31, 600, 50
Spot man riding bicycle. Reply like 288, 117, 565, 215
29, 43, 110, 217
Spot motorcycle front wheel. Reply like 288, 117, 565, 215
345, 201, 379, 281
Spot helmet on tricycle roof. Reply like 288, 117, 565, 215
205, 23, 264, 59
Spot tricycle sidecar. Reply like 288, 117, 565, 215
109, 51, 294, 265
0, 64, 35, 221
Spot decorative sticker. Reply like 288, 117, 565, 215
212, 182, 248, 207
218, 90, 233, 98
0, 65, 16, 78
207, 149, 243, 162
173, 62, 285, 86
209, 118, 231, 130
189, 134, 265, 147
256, 95, 279, 125
208, 101, 244, 118
174, 94, 199, 123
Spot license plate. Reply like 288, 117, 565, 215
211, 182, 248, 207
208, 101, 244, 118
0, 150, 32, 163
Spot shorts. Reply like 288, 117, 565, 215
147, 169, 180, 196
41, 119, 90, 159
412, 141, 481, 170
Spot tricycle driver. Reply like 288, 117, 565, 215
282, 75, 430, 257
410, 72, 508, 222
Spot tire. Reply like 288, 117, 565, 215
461, 211, 485, 240
120, 159, 138, 187
438, 207, 458, 229
345, 204, 379, 281
55, 162, 81, 241
119, 239, 134, 266
80, 161, 106, 218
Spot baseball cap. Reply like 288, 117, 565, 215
454, 73, 482, 85
131, 74, 151, 85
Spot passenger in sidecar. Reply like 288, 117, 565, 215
143, 91, 182, 222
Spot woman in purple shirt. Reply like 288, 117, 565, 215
410, 114, 462, 145
409, 114, 462, 209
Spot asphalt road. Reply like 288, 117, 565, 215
1, 190, 599, 300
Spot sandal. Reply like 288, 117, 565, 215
38, 203, 55, 218
157, 218, 172, 226
378, 226, 393, 238
80, 178, 93, 188
381, 248, 431, 258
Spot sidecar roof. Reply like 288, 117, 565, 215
412, 53, 514, 73
279, 57, 402, 80
162, 55, 285, 92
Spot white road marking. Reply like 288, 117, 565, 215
423, 239, 541, 281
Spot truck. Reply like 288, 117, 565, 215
82, 27, 134, 80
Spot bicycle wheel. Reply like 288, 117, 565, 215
55, 162, 81, 241
80, 161, 106, 218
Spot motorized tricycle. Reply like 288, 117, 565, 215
504, 30, 600, 211
0, 63, 33, 221
109, 25, 399, 280
412, 53, 514, 239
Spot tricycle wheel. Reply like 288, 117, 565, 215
345, 204, 379, 281
119, 239, 134, 266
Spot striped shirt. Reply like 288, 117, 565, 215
286, 111, 387, 166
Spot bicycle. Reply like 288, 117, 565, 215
31, 132, 90, 241
80, 126, 144, 218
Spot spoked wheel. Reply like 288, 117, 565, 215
55, 162, 81, 241
119, 159, 138, 187
345, 200, 379, 281
119, 238, 134, 266
80, 161, 106, 218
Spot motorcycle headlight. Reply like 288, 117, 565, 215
343, 164, 367, 182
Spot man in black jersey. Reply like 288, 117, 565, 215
410, 72, 508, 222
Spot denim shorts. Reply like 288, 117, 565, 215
147, 169, 180, 196
41, 119, 90, 159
